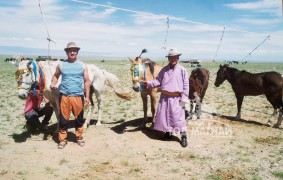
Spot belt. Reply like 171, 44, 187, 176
160, 90, 181, 97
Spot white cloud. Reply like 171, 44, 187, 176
236, 18, 281, 25
225, 0, 282, 16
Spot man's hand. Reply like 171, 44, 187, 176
84, 97, 90, 106
142, 81, 147, 89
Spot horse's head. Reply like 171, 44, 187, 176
128, 57, 148, 92
15, 60, 38, 99
214, 64, 228, 87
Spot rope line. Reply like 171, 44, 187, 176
212, 27, 225, 61
71, 0, 283, 38
38, 0, 57, 76
38, 0, 56, 57
241, 35, 270, 62
162, 17, 170, 49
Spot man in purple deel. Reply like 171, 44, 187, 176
143, 49, 189, 148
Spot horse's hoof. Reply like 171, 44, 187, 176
273, 124, 280, 128
96, 122, 102, 126
266, 121, 272, 127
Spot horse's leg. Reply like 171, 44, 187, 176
188, 100, 194, 120
96, 93, 103, 126
141, 92, 148, 127
265, 94, 283, 127
274, 108, 283, 128
235, 94, 244, 120
84, 87, 94, 129
267, 109, 277, 126
150, 92, 157, 124
195, 96, 201, 119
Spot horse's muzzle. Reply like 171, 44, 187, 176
133, 86, 140, 92
18, 94, 28, 100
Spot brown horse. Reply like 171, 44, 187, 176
188, 68, 209, 119
214, 64, 283, 128
129, 57, 163, 126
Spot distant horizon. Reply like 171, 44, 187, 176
1, 48, 282, 63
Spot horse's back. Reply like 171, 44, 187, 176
229, 68, 283, 96
240, 71, 282, 90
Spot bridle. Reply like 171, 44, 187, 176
131, 62, 146, 83
15, 60, 45, 95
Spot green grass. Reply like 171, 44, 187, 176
59, 158, 69, 165
273, 171, 283, 179
44, 166, 58, 174
254, 136, 283, 145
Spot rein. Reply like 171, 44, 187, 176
30, 60, 38, 95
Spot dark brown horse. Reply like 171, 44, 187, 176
188, 68, 209, 119
214, 64, 283, 128
129, 57, 163, 126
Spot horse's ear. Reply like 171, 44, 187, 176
128, 57, 134, 63
27, 60, 32, 68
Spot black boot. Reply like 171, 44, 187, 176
161, 132, 172, 140
181, 136, 188, 148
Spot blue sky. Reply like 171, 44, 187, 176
0, 0, 282, 61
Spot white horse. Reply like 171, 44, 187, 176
15, 59, 131, 130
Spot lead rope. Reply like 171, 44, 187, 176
162, 17, 170, 50
162, 17, 170, 66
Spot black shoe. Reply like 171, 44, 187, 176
161, 132, 172, 140
181, 136, 188, 148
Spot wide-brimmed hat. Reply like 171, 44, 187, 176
166, 48, 182, 57
64, 42, 80, 51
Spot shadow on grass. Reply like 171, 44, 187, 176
11, 119, 91, 143
110, 117, 181, 143
11, 123, 58, 143
202, 110, 283, 129
86, 119, 125, 126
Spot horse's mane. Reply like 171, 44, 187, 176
225, 65, 264, 78
146, 60, 162, 77
191, 68, 208, 85
147, 60, 156, 75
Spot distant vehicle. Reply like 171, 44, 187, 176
21, 57, 33, 61
35, 56, 58, 61
180, 59, 201, 67
36, 56, 51, 61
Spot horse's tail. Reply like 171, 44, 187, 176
102, 70, 132, 100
